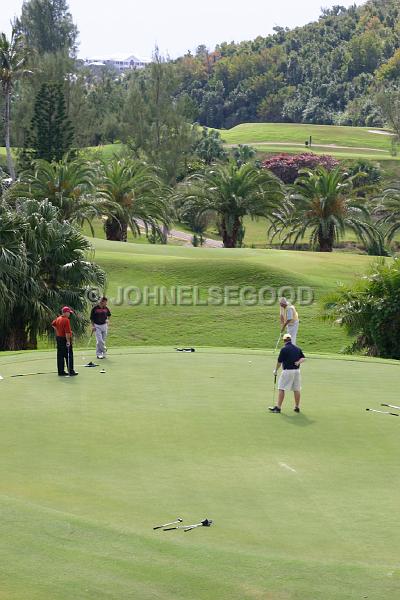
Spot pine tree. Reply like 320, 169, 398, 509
17, 0, 78, 56
29, 81, 74, 162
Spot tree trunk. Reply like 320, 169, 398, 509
27, 331, 38, 350
0, 323, 29, 351
4, 85, 16, 181
317, 225, 334, 252
220, 216, 241, 248
104, 217, 128, 241
162, 224, 169, 244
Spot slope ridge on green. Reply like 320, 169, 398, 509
81, 238, 380, 354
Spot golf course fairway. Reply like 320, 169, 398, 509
0, 347, 399, 599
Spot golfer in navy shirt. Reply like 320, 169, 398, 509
269, 333, 305, 413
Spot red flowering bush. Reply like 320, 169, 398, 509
261, 153, 339, 184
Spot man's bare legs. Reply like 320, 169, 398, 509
277, 389, 300, 410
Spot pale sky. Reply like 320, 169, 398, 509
2, 0, 365, 60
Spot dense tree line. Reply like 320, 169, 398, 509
2, 0, 400, 162
173, 0, 400, 128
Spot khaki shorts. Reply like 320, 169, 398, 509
278, 369, 301, 392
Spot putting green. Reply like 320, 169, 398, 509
0, 347, 399, 599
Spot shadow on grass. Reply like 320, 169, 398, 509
280, 412, 315, 427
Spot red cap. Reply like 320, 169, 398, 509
61, 306, 74, 314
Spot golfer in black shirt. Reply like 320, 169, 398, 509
90, 297, 111, 359
269, 333, 305, 413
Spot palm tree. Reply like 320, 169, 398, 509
0, 198, 106, 350
8, 158, 110, 233
271, 167, 375, 252
0, 27, 30, 180
0, 204, 27, 325
99, 158, 171, 242
232, 144, 256, 167
374, 182, 400, 243
176, 162, 283, 248
322, 259, 400, 358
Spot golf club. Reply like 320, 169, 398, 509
163, 518, 213, 531
82, 330, 95, 361
89, 329, 96, 355
273, 328, 284, 353
366, 408, 399, 417
272, 372, 277, 406
11, 371, 56, 378
175, 348, 195, 352
153, 518, 183, 530
381, 403, 400, 411
184, 518, 213, 532
66, 343, 71, 374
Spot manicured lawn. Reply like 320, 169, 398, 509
82, 143, 124, 160
0, 347, 399, 599
63, 239, 381, 354
217, 123, 398, 157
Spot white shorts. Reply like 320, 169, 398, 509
278, 369, 301, 392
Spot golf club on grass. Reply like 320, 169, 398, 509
11, 371, 56, 378
183, 518, 213, 532
153, 518, 183, 530
381, 403, 400, 411
175, 348, 195, 352
366, 408, 399, 417
163, 518, 213, 531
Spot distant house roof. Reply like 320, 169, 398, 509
85, 54, 150, 64
107, 54, 141, 62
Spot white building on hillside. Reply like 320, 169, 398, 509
84, 54, 149, 72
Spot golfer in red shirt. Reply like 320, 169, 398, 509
51, 307, 78, 377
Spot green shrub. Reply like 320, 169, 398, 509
322, 259, 400, 358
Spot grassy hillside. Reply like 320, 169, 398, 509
63, 239, 381, 354
1, 348, 399, 600
3, 124, 400, 168
218, 123, 393, 149
217, 123, 400, 162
